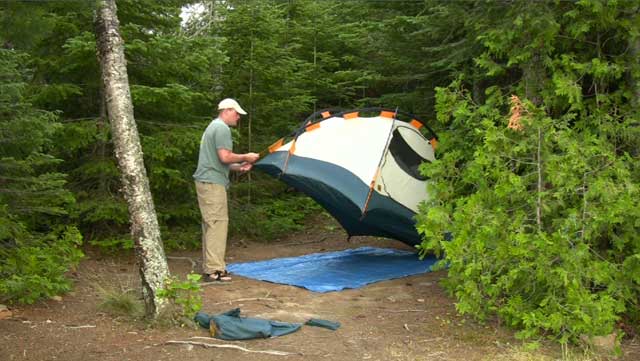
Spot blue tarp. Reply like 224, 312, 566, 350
227, 246, 438, 293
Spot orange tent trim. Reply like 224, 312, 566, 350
306, 122, 321, 132
409, 119, 423, 129
268, 138, 284, 153
344, 112, 359, 120
380, 111, 395, 118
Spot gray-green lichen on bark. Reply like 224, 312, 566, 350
95, 0, 170, 317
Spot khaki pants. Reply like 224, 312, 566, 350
195, 181, 229, 274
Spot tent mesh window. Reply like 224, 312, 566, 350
388, 129, 429, 181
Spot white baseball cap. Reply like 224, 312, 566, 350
218, 98, 247, 115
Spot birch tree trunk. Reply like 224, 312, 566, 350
95, 0, 169, 318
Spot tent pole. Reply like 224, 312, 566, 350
280, 139, 297, 177
360, 108, 398, 219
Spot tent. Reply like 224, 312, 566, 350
255, 108, 438, 247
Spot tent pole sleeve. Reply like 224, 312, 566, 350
280, 139, 297, 176
360, 167, 381, 220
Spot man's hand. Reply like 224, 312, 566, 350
239, 163, 253, 172
230, 162, 253, 173
245, 152, 260, 164
218, 149, 260, 165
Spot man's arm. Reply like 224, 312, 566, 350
217, 148, 260, 164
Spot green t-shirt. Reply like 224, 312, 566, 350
193, 118, 233, 187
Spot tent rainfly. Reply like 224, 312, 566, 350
255, 108, 438, 247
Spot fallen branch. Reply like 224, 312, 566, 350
234, 239, 249, 248
166, 256, 198, 270
211, 297, 278, 305
165, 339, 298, 356
279, 236, 328, 247
417, 337, 444, 343
200, 281, 230, 287
64, 325, 96, 329
377, 306, 450, 312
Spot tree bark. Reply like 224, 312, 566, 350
94, 0, 169, 317
630, 35, 640, 111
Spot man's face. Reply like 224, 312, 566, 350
229, 109, 240, 126
222, 109, 241, 126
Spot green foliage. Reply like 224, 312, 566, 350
0, 48, 83, 304
88, 237, 134, 252
417, 1, 640, 344
97, 285, 143, 319
229, 180, 322, 240
161, 224, 201, 250
157, 273, 202, 326
0, 225, 83, 304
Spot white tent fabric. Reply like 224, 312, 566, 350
376, 123, 435, 213
276, 114, 434, 213
255, 109, 437, 246
277, 116, 393, 186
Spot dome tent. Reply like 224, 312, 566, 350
255, 108, 438, 247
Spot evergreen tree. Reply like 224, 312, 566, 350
7, 0, 226, 250
0, 47, 83, 304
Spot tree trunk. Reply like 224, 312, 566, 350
522, 50, 545, 230
94, 0, 169, 318
97, 75, 108, 194
630, 35, 640, 111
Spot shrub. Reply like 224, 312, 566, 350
156, 273, 202, 327
0, 225, 84, 304
417, 86, 640, 344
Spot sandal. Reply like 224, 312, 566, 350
218, 270, 232, 281
202, 271, 232, 283
201, 270, 232, 283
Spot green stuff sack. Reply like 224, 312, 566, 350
195, 308, 302, 340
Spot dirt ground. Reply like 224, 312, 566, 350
1, 222, 639, 361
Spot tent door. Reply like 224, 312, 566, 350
375, 124, 434, 213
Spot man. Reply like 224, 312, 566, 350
194, 98, 260, 282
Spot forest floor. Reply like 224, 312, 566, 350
1, 218, 639, 361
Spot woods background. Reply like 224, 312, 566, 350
1, 0, 639, 345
